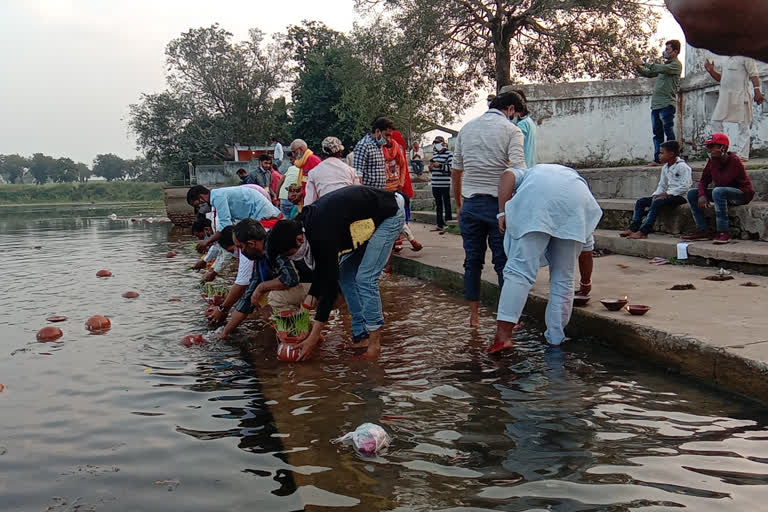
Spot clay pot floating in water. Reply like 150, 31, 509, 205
85, 315, 111, 333
167, 251, 177, 258
46, 315, 68, 323
96, 270, 112, 278
180, 334, 205, 347
34, 246, 42, 250
37, 326, 64, 342
626, 304, 651, 316
277, 342, 301, 362
168, 298, 181, 302
122, 291, 140, 299
600, 297, 628, 311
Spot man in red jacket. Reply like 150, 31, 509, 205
682, 133, 755, 245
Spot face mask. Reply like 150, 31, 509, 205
376, 137, 388, 146
662, 50, 670, 60
294, 152, 303, 160
706, 152, 713, 159
197, 203, 211, 214
434, 143, 444, 151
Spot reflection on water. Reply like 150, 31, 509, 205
2, 207, 768, 511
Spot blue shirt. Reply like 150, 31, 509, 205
210, 186, 281, 230
513, 116, 537, 168
504, 164, 602, 244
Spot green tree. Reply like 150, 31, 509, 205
0, 154, 30, 184
93, 153, 129, 181
358, 0, 660, 89
128, 24, 289, 182
75, 162, 92, 183
29, 153, 57, 185
49, 157, 80, 183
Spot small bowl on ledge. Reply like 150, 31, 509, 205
573, 295, 591, 307
626, 304, 651, 316
600, 298, 628, 311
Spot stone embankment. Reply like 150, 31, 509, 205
393, 221, 768, 404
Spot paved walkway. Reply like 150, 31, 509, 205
394, 222, 768, 402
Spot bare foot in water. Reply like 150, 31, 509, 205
351, 331, 381, 359
487, 320, 517, 353
468, 301, 480, 328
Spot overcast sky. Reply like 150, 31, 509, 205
0, 1, 682, 165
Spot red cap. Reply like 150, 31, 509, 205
705, 133, 729, 147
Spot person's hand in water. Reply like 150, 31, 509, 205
192, 260, 206, 271
203, 270, 216, 282
196, 239, 210, 253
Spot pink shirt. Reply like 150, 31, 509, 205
270, 170, 282, 197
304, 157, 360, 206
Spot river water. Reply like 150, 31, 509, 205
2, 205, 768, 512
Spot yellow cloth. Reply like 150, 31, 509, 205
339, 218, 376, 256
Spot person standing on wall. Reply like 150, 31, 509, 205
500, 86, 537, 168
429, 136, 453, 232
705, 56, 764, 161
452, 91, 526, 328
634, 40, 683, 166
272, 137, 284, 170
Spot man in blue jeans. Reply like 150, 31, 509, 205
266, 186, 405, 360
682, 133, 755, 244
635, 40, 683, 164
452, 91, 527, 327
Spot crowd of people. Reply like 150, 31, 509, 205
182, 39, 763, 359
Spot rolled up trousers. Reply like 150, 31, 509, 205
497, 231, 583, 345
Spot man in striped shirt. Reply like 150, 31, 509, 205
429, 135, 453, 230
353, 117, 394, 189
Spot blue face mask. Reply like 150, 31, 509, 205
376, 136, 388, 146
197, 203, 211, 215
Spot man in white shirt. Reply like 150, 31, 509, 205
452, 91, 526, 327
409, 141, 424, 179
705, 56, 765, 161
272, 137, 284, 170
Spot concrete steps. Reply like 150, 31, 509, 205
597, 198, 768, 241
594, 228, 768, 275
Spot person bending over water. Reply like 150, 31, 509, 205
491, 164, 602, 353
268, 186, 406, 360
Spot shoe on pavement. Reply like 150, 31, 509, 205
628, 232, 648, 239
681, 231, 714, 241
619, 230, 634, 237
712, 232, 731, 245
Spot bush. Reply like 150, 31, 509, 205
0, 182, 164, 204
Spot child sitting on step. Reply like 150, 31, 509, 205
620, 140, 692, 239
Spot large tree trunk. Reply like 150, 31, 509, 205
494, 34, 512, 91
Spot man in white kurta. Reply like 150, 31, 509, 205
706, 56, 765, 161
491, 165, 602, 352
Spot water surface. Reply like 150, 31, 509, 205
2, 207, 768, 511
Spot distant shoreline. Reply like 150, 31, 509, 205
0, 200, 164, 208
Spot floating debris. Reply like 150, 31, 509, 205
333, 423, 391, 456
96, 269, 112, 278
46, 315, 68, 322
180, 334, 205, 347
122, 291, 140, 299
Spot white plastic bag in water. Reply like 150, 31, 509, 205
333, 423, 391, 456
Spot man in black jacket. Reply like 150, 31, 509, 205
267, 186, 406, 360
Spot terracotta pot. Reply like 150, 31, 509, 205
96, 270, 112, 278
626, 304, 651, 316
168, 298, 181, 302
277, 309, 301, 318
34, 246, 42, 250
46, 315, 68, 323
37, 326, 63, 342
167, 251, 177, 258
85, 315, 111, 333
181, 334, 205, 347
276, 330, 309, 343
600, 298, 628, 311
277, 342, 301, 362
122, 291, 140, 299
208, 295, 225, 306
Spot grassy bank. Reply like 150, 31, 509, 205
0, 182, 164, 204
